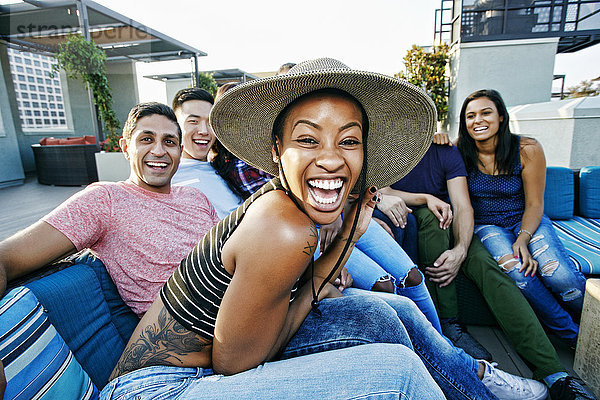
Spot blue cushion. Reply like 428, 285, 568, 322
553, 217, 600, 275
0, 287, 98, 400
544, 167, 575, 220
579, 167, 600, 218
25, 253, 138, 389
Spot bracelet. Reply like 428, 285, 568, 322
518, 229, 533, 240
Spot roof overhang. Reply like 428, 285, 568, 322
0, 0, 206, 62
145, 68, 259, 84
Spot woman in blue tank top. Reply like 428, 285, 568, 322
456, 89, 587, 348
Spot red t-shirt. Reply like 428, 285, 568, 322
43, 181, 219, 316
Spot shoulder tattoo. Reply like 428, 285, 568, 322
110, 307, 206, 379
302, 224, 319, 256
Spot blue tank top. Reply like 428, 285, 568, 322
468, 138, 524, 228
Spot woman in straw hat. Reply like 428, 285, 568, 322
103, 59, 543, 400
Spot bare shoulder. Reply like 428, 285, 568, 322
244, 190, 315, 242
519, 136, 545, 164
224, 190, 317, 277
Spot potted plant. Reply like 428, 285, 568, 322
52, 35, 129, 181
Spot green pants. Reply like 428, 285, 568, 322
414, 207, 565, 380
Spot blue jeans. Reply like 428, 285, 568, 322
283, 291, 495, 400
372, 208, 419, 263
340, 220, 441, 333
475, 215, 587, 343
100, 344, 444, 400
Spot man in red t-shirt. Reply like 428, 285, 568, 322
0, 102, 219, 314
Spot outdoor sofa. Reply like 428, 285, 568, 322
1, 167, 599, 399
456, 165, 600, 325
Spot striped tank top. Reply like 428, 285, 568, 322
160, 177, 299, 339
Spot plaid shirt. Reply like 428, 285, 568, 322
231, 159, 273, 199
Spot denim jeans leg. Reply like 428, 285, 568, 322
281, 294, 413, 359
353, 220, 441, 331
523, 215, 587, 316
344, 246, 390, 290
103, 345, 445, 400
475, 224, 579, 342
372, 208, 419, 263
343, 288, 497, 400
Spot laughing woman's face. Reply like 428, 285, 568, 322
277, 93, 364, 225
464, 96, 503, 143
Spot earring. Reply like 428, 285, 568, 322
273, 155, 280, 163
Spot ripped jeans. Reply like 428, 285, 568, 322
475, 215, 587, 344
321, 219, 442, 333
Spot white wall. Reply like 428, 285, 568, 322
447, 37, 559, 136
509, 96, 600, 168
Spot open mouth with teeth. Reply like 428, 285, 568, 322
145, 160, 169, 170
473, 126, 488, 132
307, 178, 345, 211
193, 139, 210, 146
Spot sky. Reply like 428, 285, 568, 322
91, 0, 600, 103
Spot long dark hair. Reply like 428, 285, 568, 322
456, 89, 519, 174
210, 83, 246, 198
272, 88, 369, 313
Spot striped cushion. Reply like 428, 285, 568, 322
0, 287, 98, 400
552, 217, 600, 275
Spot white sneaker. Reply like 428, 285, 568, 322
480, 360, 548, 400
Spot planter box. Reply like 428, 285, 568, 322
94, 152, 130, 182
32, 144, 99, 186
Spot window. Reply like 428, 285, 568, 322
7, 48, 69, 130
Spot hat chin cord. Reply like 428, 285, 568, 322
272, 137, 367, 315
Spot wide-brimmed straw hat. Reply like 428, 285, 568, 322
210, 58, 436, 191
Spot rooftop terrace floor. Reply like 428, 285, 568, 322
0, 174, 578, 380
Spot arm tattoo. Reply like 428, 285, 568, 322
111, 307, 207, 379
302, 224, 319, 256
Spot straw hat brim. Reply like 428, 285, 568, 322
210, 65, 436, 193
